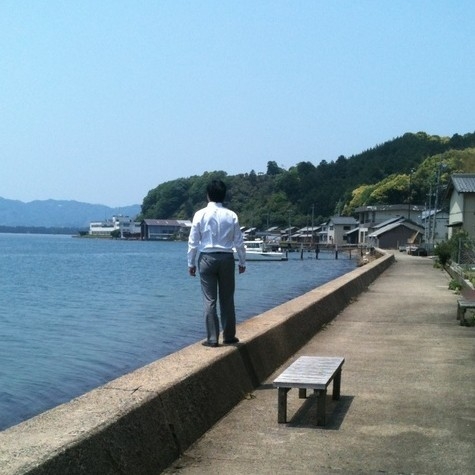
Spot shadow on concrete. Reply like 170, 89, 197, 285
255, 383, 354, 430
236, 344, 261, 387
287, 394, 354, 430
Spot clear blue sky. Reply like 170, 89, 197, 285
1, 1, 474, 207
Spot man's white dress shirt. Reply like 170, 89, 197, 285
187, 202, 246, 267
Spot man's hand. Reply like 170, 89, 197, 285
238, 265, 246, 274
189, 266, 196, 277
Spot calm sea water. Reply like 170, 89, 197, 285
0, 233, 356, 430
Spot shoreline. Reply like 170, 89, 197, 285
0, 249, 392, 474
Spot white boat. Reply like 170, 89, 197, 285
235, 239, 288, 261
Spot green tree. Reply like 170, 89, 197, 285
267, 161, 284, 175
369, 174, 410, 204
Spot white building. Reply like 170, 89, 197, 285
319, 216, 358, 246
89, 215, 141, 238
421, 209, 449, 245
446, 174, 475, 239
356, 204, 425, 227
141, 219, 191, 240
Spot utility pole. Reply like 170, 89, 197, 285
431, 164, 442, 244
426, 184, 433, 243
408, 169, 414, 220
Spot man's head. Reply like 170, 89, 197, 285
207, 179, 227, 203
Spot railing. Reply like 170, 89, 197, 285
452, 237, 475, 268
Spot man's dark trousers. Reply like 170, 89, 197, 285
198, 252, 236, 344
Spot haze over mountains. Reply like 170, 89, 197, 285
0, 197, 141, 229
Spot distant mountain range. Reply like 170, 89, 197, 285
0, 197, 141, 229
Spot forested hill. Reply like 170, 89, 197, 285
140, 131, 475, 229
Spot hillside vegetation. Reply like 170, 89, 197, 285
140, 131, 475, 229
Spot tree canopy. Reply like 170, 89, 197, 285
139, 131, 475, 228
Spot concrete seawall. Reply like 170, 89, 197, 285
0, 251, 394, 475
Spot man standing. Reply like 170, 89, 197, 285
187, 180, 246, 347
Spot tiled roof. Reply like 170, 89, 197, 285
368, 221, 424, 237
355, 204, 425, 212
143, 219, 190, 226
373, 216, 405, 229
329, 216, 358, 225
452, 173, 475, 193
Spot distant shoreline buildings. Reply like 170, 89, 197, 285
88, 216, 192, 241
86, 173, 475, 250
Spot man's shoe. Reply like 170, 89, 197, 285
202, 341, 219, 348
223, 337, 239, 344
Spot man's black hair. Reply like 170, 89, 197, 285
207, 179, 227, 203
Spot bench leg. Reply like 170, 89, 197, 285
457, 304, 462, 321
332, 368, 342, 400
458, 306, 467, 326
278, 388, 290, 423
316, 389, 327, 426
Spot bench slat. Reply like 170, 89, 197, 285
458, 299, 475, 308
273, 356, 344, 389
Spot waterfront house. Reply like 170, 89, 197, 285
355, 204, 425, 246
242, 227, 257, 239
356, 204, 425, 226
89, 215, 141, 238
280, 226, 299, 247
141, 219, 191, 241
318, 221, 329, 244
260, 226, 282, 243
293, 226, 320, 246
320, 216, 358, 247
446, 173, 475, 239
367, 217, 424, 249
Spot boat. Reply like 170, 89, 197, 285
235, 239, 288, 261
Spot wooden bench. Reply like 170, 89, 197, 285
273, 356, 345, 426
457, 299, 475, 325
457, 289, 475, 325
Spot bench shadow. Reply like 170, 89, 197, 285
287, 393, 354, 430
255, 384, 354, 430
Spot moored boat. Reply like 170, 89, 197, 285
235, 239, 288, 261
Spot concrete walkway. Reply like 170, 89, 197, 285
163, 253, 474, 474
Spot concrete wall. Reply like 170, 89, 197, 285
446, 263, 474, 292
0, 251, 394, 475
